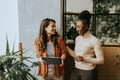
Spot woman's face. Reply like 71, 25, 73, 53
76, 20, 86, 35
45, 21, 56, 35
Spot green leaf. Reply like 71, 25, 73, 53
22, 48, 31, 54
12, 39, 15, 55
116, 55, 120, 60
9, 67, 18, 80
31, 61, 40, 67
6, 35, 10, 56
0, 35, 38, 80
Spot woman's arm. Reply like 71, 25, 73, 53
66, 46, 76, 58
34, 38, 43, 58
83, 40, 104, 64
59, 37, 66, 60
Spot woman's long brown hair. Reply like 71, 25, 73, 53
38, 18, 59, 52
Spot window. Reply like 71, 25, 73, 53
63, 0, 120, 47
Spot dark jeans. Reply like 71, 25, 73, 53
70, 68, 98, 80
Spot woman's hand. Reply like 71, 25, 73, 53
74, 56, 84, 62
39, 57, 47, 63
59, 60, 64, 66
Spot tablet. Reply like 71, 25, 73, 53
41, 57, 62, 64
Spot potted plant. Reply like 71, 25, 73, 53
0, 36, 39, 80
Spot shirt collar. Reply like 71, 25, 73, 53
82, 31, 91, 38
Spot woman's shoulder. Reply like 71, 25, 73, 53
91, 35, 101, 44
34, 38, 40, 44
75, 35, 82, 40
57, 35, 63, 40
57, 36, 65, 43
35, 38, 39, 42
90, 34, 97, 40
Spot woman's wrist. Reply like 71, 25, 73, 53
39, 57, 42, 62
74, 56, 84, 61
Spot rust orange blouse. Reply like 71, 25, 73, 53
34, 36, 66, 78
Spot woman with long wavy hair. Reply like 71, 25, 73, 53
34, 18, 66, 80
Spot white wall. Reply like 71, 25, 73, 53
18, 0, 62, 59
18, 0, 62, 79
0, 0, 19, 55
